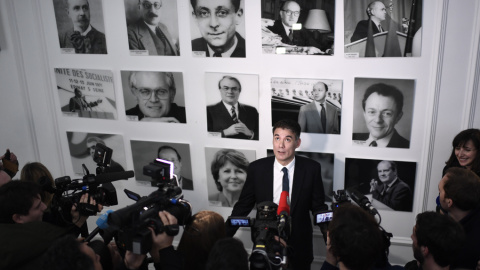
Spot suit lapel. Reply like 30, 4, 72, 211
138, 23, 158, 55
291, 156, 304, 212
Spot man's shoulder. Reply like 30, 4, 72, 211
90, 26, 105, 38
250, 156, 275, 167
192, 37, 207, 51
239, 102, 258, 113
388, 130, 410, 148
267, 20, 283, 33
352, 133, 369, 140
126, 105, 141, 116
127, 19, 144, 31
296, 155, 321, 166
207, 102, 223, 111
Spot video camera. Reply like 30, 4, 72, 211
104, 158, 192, 255
227, 201, 290, 270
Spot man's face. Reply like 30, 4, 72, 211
438, 175, 450, 211
363, 92, 403, 140
75, 89, 82, 98
193, 0, 243, 49
313, 83, 327, 102
377, 161, 396, 183
80, 243, 103, 270
410, 225, 425, 264
139, 0, 163, 26
158, 148, 182, 176
280, 1, 301, 27
219, 78, 241, 105
273, 128, 301, 166
370, 2, 387, 22
16, 195, 46, 223
133, 72, 173, 118
66, 0, 90, 31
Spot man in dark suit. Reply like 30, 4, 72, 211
190, 0, 245, 57
370, 161, 412, 211
207, 76, 258, 140
58, 0, 107, 54
157, 145, 193, 190
353, 83, 410, 148
226, 119, 327, 269
298, 82, 340, 134
350, 1, 387, 42
127, 0, 179, 56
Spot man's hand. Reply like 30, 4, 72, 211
141, 117, 180, 123
71, 194, 103, 228
234, 121, 253, 137
304, 46, 324, 55
149, 211, 178, 263
223, 124, 240, 136
369, 179, 378, 193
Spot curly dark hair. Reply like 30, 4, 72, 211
444, 129, 480, 174
210, 149, 249, 192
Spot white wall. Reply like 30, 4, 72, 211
2, 0, 480, 268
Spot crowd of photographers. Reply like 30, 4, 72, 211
1, 141, 480, 270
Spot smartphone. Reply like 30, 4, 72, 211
313, 210, 333, 225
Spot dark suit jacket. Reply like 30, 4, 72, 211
350, 20, 381, 42
191, 32, 246, 57
226, 155, 327, 267
126, 103, 186, 123
352, 129, 410, 148
207, 102, 258, 140
127, 19, 179, 56
298, 101, 340, 134
59, 26, 107, 54
372, 178, 412, 211
267, 19, 329, 51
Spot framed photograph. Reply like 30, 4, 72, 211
345, 157, 416, 212
53, 0, 107, 54
205, 147, 256, 207
205, 72, 259, 140
344, 0, 423, 58
271, 77, 342, 134
55, 68, 117, 119
352, 77, 415, 148
121, 70, 186, 123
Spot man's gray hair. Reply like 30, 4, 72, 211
129, 71, 176, 97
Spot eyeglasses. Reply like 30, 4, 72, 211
282, 9, 300, 17
141, 1, 162, 10
133, 87, 170, 99
194, 8, 231, 19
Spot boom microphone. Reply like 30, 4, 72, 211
348, 188, 378, 216
94, 170, 135, 184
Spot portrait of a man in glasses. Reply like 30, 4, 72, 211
190, 0, 245, 57
124, 71, 186, 123
126, 0, 180, 56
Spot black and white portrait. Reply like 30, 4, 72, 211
53, 0, 107, 54
344, 0, 423, 58
121, 70, 186, 123
271, 77, 342, 134
124, 0, 180, 56
55, 68, 117, 119
352, 77, 414, 148
345, 157, 416, 212
189, 0, 246, 57
205, 147, 256, 207
205, 73, 259, 140
130, 140, 193, 190
66, 132, 126, 175
261, 0, 335, 55
267, 149, 334, 202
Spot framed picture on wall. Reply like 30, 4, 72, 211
345, 157, 416, 212
271, 77, 343, 135
52, 0, 108, 54
124, 0, 180, 56
54, 68, 117, 119
121, 70, 186, 123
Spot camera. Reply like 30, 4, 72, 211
104, 159, 192, 255
227, 201, 290, 270
313, 210, 333, 225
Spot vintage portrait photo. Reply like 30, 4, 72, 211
352, 77, 415, 148
130, 140, 193, 190
124, 0, 180, 56
261, 0, 335, 55
344, 0, 423, 58
52, 0, 107, 54
66, 131, 127, 175
55, 68, 117, 119
345, 157, 416, 212
121, 70, 186, 123
205, 73, 259, 140
205, 147, 256, 207
271, 77, 342, 134
189, 0, 246, 57
267, 149, 334, 202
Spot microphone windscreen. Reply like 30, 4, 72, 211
277, 191, 290, 215
96, 209, 114, 229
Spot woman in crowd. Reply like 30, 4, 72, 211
444, 129, 480, 176
209, 149, 249, 207
20, 162, 55, 206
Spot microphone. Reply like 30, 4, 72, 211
84, 209, 114, 242
277, 191, 290, 216
348, 188, 378, 216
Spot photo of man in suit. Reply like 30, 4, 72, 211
126, 0, 180, 56
190, 0, 245, 57
227, 119, 327, 269
207, 75, 258, 140
350, 0, 387, 42
157, 145, 193, 190
353, 81, 411, 148
56, 0, 107, 54
298, 82, 340, 134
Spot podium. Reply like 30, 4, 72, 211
344, 31, 407, 57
